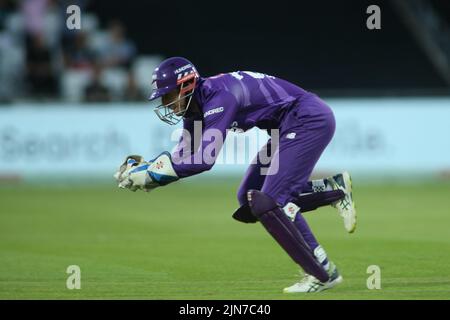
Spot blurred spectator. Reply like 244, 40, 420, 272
63, 31, 96, 70
1, 3, 149, 103
0, 0, 17, 31
123, 71, 144, 101
0, 0, 22, 103
25, 33, 58, 98
0, 0, 6, 30
100, 20, 136, 69
21, 0, 47, 36
84, 64, 111, 102
41, 0, 63, 49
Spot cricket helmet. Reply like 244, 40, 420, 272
148, 57, 200, 125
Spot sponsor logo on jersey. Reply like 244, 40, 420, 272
204, 106, 224, 118
286, 132, 296, 139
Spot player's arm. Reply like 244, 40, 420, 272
170, 91, 238, 178
114, 91, 237, 191
171, 117, 200, 163
113, 126, 195, 192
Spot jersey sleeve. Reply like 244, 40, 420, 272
171, 118, 198, 163
171, 90, 238, 178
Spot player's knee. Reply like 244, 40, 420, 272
260, 185, 284, 207
246, 190, 278, 218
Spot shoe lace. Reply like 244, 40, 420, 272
339, 197, 350, 210
329, 178, 351, 210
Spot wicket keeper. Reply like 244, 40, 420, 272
114, 57, 357, 293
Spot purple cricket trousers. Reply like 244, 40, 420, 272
237, 94, 336, 251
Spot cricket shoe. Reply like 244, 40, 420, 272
283, 262, 343, 293
327, 171, 357, 233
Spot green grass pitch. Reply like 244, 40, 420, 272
1, 178, 450, 299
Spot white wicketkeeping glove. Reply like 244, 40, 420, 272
114, 152, 179, 192
113, 155, 145, 190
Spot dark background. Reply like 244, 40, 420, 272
87, 0, 448, 94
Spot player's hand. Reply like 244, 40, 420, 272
113, 155, 145, 184
114, 152, 179, 192
119, 161, 157, 192
113, 155, 154, 192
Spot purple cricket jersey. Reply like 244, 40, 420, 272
171, 71, 313, 178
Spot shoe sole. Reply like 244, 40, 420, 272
318, 275, 344, 292
342, 171, 357, 234
282, 275, 344, 293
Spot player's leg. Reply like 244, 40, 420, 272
259, 96, 342, 292
236, 140, 272, 206
247, 189, 329, 282
237, 121, 330, 282
233, 140, 272, 223
234, 180, 346, 223
299, 173, 357, 233
233, 137, 355, 232
290, 187, 345, 213
261, 115, 334, 271
233, 138, 349, 223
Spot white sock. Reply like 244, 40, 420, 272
314, 246, 330, 271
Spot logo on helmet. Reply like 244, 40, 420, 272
174, 64, 193, 74
176, 69, 199, 85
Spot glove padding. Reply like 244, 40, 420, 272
114, 152, 179, 192
113, 155, 144, 181
113, 155, 149, 191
